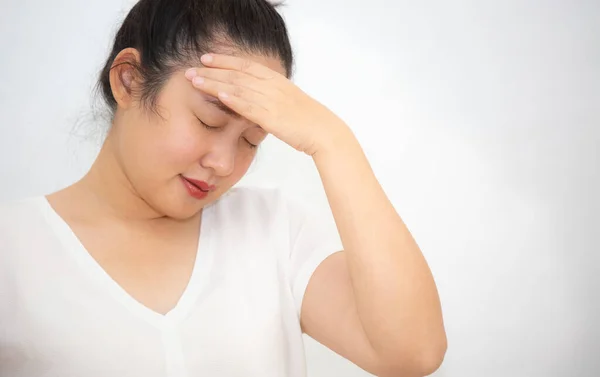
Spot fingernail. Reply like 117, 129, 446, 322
185, 68, 197, 79
201, 54, 213, 64
192, 76, 204, 86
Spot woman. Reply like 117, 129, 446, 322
0, 0, 447, 376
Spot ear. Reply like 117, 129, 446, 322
109, 48, 142, 109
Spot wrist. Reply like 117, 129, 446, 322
310, 120, 356, 158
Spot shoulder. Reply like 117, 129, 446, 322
0, 196, 47, 228
0, 196, 49, 264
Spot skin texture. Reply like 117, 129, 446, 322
187, 53, 448, 376
46, 49, 285, 316
47, 49, 447, 377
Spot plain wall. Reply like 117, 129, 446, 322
1, 0, 599, 376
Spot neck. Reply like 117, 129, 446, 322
71, 133, 165, 223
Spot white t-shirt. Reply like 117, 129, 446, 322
0, 187, 342, 377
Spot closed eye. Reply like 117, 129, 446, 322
196, 115, 258, 149
244, 138, 258, 149
196, 116, 221, 130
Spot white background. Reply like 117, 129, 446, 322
1, 0, 599, 376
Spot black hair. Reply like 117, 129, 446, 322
97, 0, 293, 116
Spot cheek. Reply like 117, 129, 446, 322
231, 149, 256, 176
161, 123, 205, 165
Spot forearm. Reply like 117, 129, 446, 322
312, 125, 447, 369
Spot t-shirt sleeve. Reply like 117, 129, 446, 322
285, 196, 344, 316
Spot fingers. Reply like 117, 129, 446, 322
183, 53, 286, 129
189, 74, 269, 125
217, 92, 268, 126
185, 67, 265, 94
198, 54, 280, 80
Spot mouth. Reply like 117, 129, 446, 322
180, 175, 214, 193
186, 180, 208, 192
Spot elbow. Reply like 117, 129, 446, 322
379, 336, 448, 377
411, 323, 448, 376
416, 338, 447, 376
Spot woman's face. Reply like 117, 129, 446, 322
110, 53, 287, 219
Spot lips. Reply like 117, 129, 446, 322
182, 176, 214, 190
182, 177, 212, 192
180, 175, 216, 200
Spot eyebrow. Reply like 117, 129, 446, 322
204, 96, 241, 118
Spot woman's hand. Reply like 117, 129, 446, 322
184, 54, 348, 156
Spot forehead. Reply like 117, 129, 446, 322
159, 51, 287, 120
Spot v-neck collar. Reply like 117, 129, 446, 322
38, 196, 215, 328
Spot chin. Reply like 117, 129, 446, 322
170, 199, 205, 220
143, 193, 202, 221
168, 208, 201, 221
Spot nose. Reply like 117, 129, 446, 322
200, 140, 236, 177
